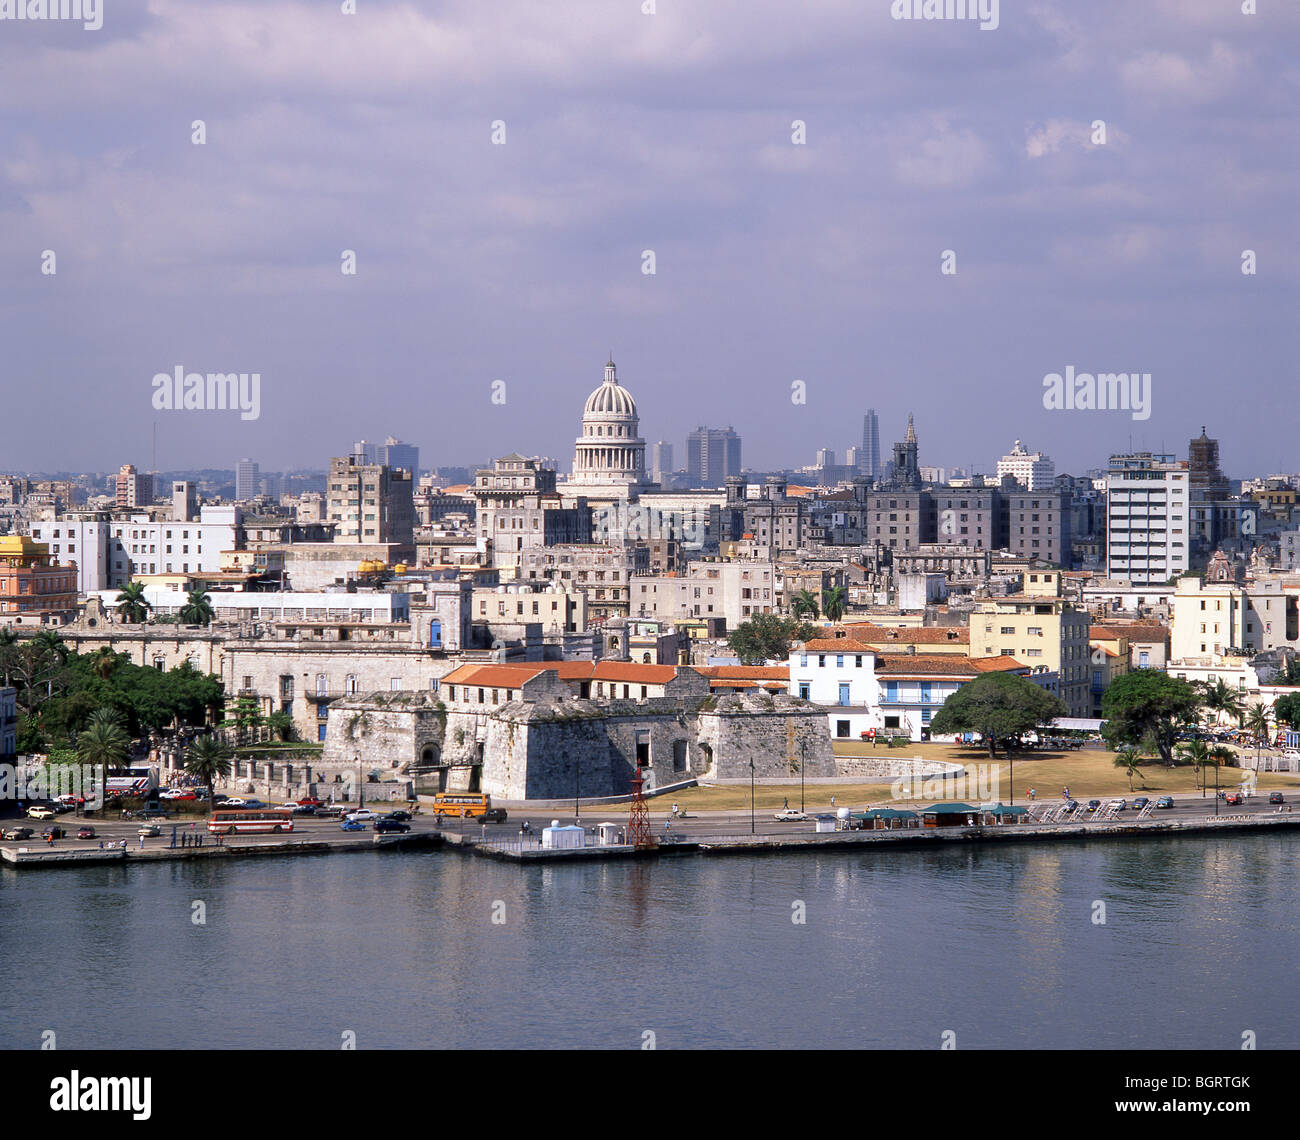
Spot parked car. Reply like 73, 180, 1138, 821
1106, 799, 1128, 812
1269, 792, 1285, 804
316, 805, 344, 818
1131, 797, 1150, 811
383, 810, 412, 822
1225, 792, 1244, 806
373, 819, 411, 834
41, 825, 67, 839
773, 809, 809, 822
297, 796, 322, 807
160, 790, 196, 801
137, 807, 170, 819
345, 809, 379, 822
340, 819, 366, 832
218, 797, 247, 806
76, 826, 97, 839
1062, 799, 1080, 812
27, 805, 57, 820
3, 827, 34, 840
291, 804, 318, 816
1086, 799, 1101, 812
1155, 796, 1174, 809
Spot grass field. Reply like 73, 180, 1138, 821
584, 741, 1300, 814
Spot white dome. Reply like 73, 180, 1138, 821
583, 360, 637, 419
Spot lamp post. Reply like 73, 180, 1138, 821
573, 754, 580, 825
800, 740, 806, 813
750, 756, 755, 835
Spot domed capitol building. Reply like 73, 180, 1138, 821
563, 357, 655, 504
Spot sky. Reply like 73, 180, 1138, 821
0, 0, 1296, 480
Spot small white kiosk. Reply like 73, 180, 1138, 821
541, 820, 586, 850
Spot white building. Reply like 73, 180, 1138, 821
632, 559, 776, 628
235, 459, 260, 502
787, 636, 1035, 741
32, 505, 241, 593
89, 586, 410, 624
996, 440, 1055, 491
1106, 453, 1190, 585
562, 358, 653, 504
1170, 573, 1300, 660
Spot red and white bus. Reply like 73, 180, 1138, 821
207, 808, 295, 835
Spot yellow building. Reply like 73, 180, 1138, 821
972, 574, 1092, 717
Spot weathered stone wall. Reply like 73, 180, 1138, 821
324, 689, 837, 801
323, 693, 446, 776
696, 693, 835, 780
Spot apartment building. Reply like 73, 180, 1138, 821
328, 454, 415, 545
1106, 452, 1189, 585
971, 569, 1092, 717
632, 559, 776, 629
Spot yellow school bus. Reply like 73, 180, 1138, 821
431, 792, 492, 818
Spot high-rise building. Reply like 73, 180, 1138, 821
328, 455, 415, 544
816, 448, 836, 469
235, 459, 260, 502
1106, 452, 1190, 585
378, 436, 419, 477
651, 442, 673, 484
860, 410, 881, 479
352, 440, 378, 465
686, 426, 742, 486
996, 440, 1056, 490
114, 464, 153, 509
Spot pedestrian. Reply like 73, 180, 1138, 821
672, 802, 679, 817
831, 795, 836, 808
139, 834, 144, 850
784, 797, 789, 809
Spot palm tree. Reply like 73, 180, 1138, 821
179, 588, 214, 627
115, 581, 151, 624
89, 646, 118, 680
31, 629, 68, 698
1206, 744, 1235, 796
822, 585, 848, 623
1114, 746, 1143, 792
75, 708, 131, 776
186, 734, 233, 803
1244, 703, 1271, 769
1178, 738, 1210, 792
1198, 677, 1244, 730
791, 589, 820, 620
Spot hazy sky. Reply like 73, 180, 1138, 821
1, 0, 1296, 479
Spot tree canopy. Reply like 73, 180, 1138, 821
929, 671, 1068, 758
728, 614, 818, 665
1101, 670, 1201, 765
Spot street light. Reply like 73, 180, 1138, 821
573, 753, 580, 825
750, 757, 755, 835
799, 740, 806, 813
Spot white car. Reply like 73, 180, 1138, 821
345, 809, 379, 822
772, 809, 809, 822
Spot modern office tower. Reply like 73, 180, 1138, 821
816, 448, 836, 469
685, 426, 742, 486
860, 410, 881, 479
235, 458, 260, 502
651, 442, 673, 484
378, 436, 419, 477
1106, 452, 1190, 585
996, 440, 1056, 491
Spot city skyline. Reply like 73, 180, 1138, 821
0, 1, 1294, 476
